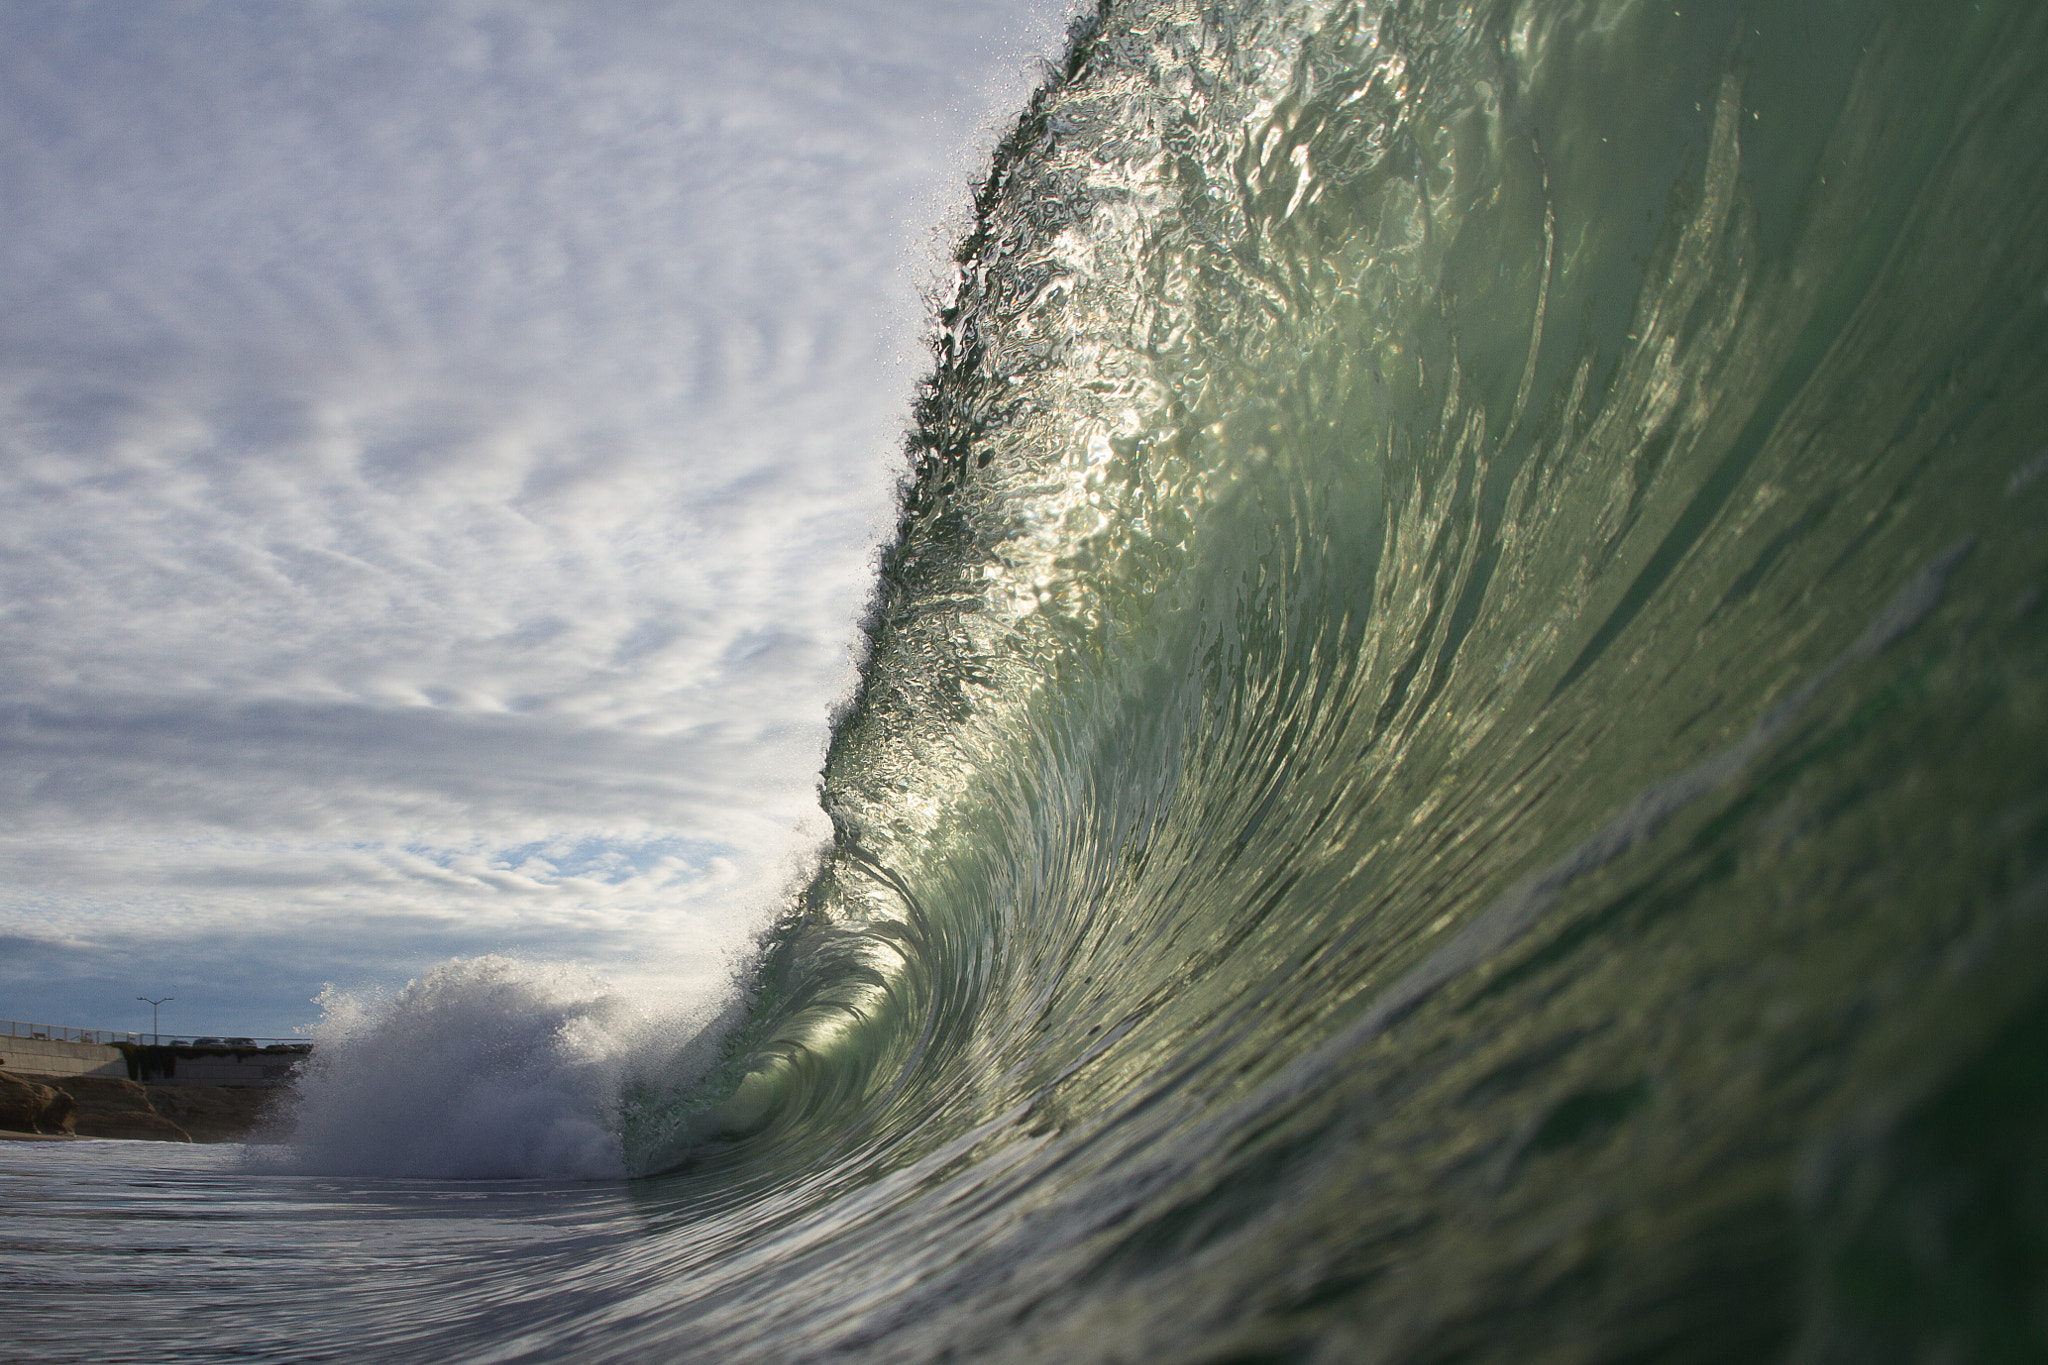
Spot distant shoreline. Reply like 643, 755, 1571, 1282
1, 1068, 282, 1143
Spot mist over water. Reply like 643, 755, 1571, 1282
11, 0, 2048, 1361
274, 952, 776, 1181
275, 960, 633, 1179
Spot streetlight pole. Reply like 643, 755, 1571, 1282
138, 996, 173, 1046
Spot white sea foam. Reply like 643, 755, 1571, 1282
260, 956, 693, 1180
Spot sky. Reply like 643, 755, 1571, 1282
0, 0, 1075, 1040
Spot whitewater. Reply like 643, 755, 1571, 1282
9, 0, 2048, 1360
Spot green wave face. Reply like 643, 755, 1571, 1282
621, 1, 2048, 1359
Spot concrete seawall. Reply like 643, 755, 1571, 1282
127, 1044, 308, 1087
0, 1036, 308, 1086
0, 1036, 127, 1079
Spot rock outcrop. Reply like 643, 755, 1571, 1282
0, 1071, 191, 1141
51, 1074, 193, 1142
0, 1069, 288, 1142
146, 1084, 281, 1143
0, 1071, 77, 1134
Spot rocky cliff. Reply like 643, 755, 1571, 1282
1, 1069, 190, 1141
0, 1071, 77, 1135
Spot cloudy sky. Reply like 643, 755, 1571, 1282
0, 0, 1072, 1039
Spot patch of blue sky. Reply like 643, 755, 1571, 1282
400, 836, 730, 886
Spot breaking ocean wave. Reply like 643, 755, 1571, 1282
14, 1, 2048, 1360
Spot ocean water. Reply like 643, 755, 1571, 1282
8, 0, 2048, 1360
